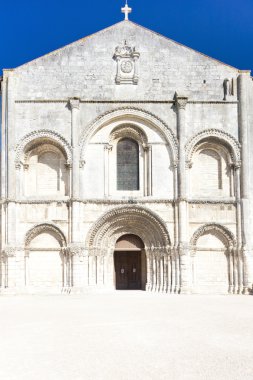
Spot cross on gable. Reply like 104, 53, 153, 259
121, 1, 132, 21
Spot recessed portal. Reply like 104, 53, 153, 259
114, 234, 146, 290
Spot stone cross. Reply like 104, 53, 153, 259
121, 1, 132, 20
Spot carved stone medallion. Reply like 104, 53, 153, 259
113, 40, 140, 85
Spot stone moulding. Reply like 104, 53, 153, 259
185, 128, 241, 166
79, 107, 178, 165
14, 100, 239, 105
0, 198, 238, 205
190, 223, 236, 248
109, 124, 148, 146
25, 223, 67, 247
85, 205, 171, 255
15, 129, 72, 168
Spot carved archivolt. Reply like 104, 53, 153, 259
24, 143, 63, 164
109, 124, 148, 147
15, 130, 72, 167
190, 223, 236, 248
85, 205, 171, 255
79, 107, 178, 164
25, 223, 67, 247
185, 129, 241, 166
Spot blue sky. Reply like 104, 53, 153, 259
1, 0, 253, 74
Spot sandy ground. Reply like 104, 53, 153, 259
0, 292, 253, 380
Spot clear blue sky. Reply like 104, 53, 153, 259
1, 0, 253, 74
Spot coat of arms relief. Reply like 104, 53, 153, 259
113, 40, 140, 84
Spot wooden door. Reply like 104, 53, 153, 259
114, 251, 141, 290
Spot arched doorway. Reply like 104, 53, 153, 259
85, 205, 171, 292
114, 234, 145, 290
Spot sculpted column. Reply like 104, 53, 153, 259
175, 95, 191, 294
237, 71, 253, 292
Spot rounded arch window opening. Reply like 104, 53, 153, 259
117, 138, 140, 191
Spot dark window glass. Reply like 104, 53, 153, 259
117, 138, 139, 190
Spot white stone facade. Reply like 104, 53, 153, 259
1, 20, 253, 294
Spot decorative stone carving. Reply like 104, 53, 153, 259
3, 246, 16, 257
15, 130, 72, 168
190, 223, 236, 248
109, 124, 148, 147
68, 244, 86, 258
175, 96, 188, 109
25, 223, 67, 247
113, 40, 140, 85
69, 98, 80, 110
185, 129, 241, 166
24, 143, 65, 165
79, 107, 178, 165
104, 144, 113, 152
79, 160, 86, 168
85, 205, 171, 255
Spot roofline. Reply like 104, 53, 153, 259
128, 20, 241, 71
14, 21, 126, 71
8, 20, 251, 73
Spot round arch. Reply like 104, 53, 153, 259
185, 129, 241, 167
85, 205, 171, 254
25, 223, 67, 248
109, 124, 148, 147
15, 129, 72, 168
79, 107, 178, 164
190, 223, 236, 249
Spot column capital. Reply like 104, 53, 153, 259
175, 95, 188, 110
104, 144, 113, 151
67, 243, 86, 260
69, 98, 80, 110
2, 246, 17, 258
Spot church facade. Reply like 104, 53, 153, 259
1, 16, 253, 294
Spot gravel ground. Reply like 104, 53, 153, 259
0, 292, 252, 380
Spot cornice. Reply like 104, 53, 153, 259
0, 197, 238, 205
14, 99, 238, 105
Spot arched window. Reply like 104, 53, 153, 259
117, 138, 139, 191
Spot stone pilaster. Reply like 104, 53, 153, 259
175, 95, 191, 293
69, 98, 80, 199
237, 72, 253, 292
69, 99, 82, 250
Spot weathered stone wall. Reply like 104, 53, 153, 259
0, 20, 251, 294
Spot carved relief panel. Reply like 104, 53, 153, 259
113, 40, 140, 85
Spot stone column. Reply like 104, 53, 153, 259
237, 71, 253, 292
175, 95, 191, 294
143, 144, 152, 196
104, 144, 112, 197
